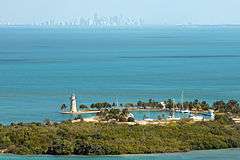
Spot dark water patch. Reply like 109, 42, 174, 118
0, 58, 67, 64
120, 55, 240, 59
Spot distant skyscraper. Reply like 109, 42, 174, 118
0, 14, 144, 27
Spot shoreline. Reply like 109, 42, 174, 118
61, 110, 100, 115
0, 148, 240, 156
71, 117, 210, 125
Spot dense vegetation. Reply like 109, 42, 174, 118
96, 108, 135, 122
213, 100, 240, 115
90, 102, 112, 110
0, 115, 240, 155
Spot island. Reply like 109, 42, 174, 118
0, 96, 240, 155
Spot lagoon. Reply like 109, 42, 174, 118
70, 110, 211, 121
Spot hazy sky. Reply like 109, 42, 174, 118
0, 0, 240, 25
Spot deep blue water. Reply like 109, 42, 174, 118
1, 26, 240, 124
0, 149, 239, 160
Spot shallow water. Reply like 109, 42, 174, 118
0, 149, 239, 160
1, 26, 240, 124
131, 110, 187, 120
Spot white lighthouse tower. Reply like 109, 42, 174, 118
70, 94, 78, 113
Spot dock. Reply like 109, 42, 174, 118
61, 110, 100, 115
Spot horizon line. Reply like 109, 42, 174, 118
2, 24, 240, 28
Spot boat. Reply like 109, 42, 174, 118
189, 114, 204, 121
144, 118, 155, 121
167, 116, 181, 121
201, 109, 215, 120
180, 109, 191, 114
160, 101, 166, 110
167, 112, 181, 120
175, 109, 181, 112
179, 91, 191, 114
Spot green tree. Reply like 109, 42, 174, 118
79, 104, 88, 109
74, 115, 84, 121
91, 102, 112, 110
165, 99, 175, 110
226, 100, 240, 113
213, 100, 226, 112
52, 139, 74, 155
200, 101, 209, 110
0, 136, 12, 149
60, 104, 67, 111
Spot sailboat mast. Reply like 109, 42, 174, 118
181, 91, 184, 109
116, 97, 119, 107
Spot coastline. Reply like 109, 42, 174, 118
0, 148, 240, 157
61, 110, 100, 115
71, 117, 205, 125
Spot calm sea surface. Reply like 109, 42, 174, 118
1, 26, 240, 124
0, 149, 239, 160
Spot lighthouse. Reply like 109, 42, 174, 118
70, 94, 78, 113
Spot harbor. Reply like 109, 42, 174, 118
60, 94, 215, 124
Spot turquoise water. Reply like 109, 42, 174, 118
0, 149, 239, 160
131, 110, 212, 120
1, 26, 240, 124
131, 110, 204, 120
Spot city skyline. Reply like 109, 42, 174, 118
0, 13, 144, 27
1, 0, 240, 25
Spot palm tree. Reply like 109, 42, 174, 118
122, 108, 129, 116
213, 100, 226, 112
165, 99, 175, 110
79, 104, 88, 109
200, 101, 209, 110
226, 100, 240, 113
193, 99, 199, 109
60, 104, 67, 112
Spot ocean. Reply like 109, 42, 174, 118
1, 26, 240, 124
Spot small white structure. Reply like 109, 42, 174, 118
128, 113, 135, 119
160, 101, 166, 110
167, 112, 181, 121
209, 109, 215, 120
70, 94, 78, 113
189, 114, 204, 121
180, 109, 191, 114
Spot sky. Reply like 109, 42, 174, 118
0, 0, 240, 25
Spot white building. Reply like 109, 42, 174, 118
70, 94, 78, 113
